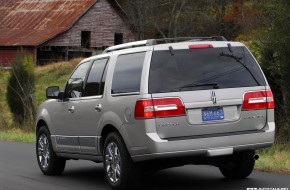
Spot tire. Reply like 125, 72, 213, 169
36, 126, 66, 175
103, 132, 140, 190
219, 150, 255, 179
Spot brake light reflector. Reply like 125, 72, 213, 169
135, 97, 185, 119
242, 90, 275, 110
189, 44, 213, 49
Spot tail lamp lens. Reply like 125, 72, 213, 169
242, 90, 275, 110
135, 97, 185, 119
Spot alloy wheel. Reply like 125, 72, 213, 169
37, 134, 50, 169
105, 142, 121, 183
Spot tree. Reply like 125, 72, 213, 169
6, 51, 36, 127
258, 0, 290, 142
116, 0, 156, 40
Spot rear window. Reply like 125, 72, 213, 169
149, 46, 266, 93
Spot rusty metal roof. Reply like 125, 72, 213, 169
0, 0, 97, 46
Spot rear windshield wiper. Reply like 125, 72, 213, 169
220, 45, 261, 86
170, 82, 219, 92
220, 52, 242, 61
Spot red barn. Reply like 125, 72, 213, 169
0, 0, 135, 66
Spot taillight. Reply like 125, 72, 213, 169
135, 97, 185, 119
242, 90, 275, 110
135, 99, 155, 119
153, 98, 185, 117
189, 44, 213, 49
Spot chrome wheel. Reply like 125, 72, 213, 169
37, 134, 50, 169
105, 142, 121, 183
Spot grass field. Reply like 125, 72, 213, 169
33, 58, 81, 107
256, 143, 290, 175
0, 129, 35, 144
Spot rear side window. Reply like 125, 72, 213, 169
111, 52, 145, 94
83, 58, 108, 97
149, 47, 266, 93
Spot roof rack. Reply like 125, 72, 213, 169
104, 36, 227, 53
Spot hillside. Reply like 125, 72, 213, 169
0, 58, 81, 129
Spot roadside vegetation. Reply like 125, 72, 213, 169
256, 143, 290, 175
0, 129, 36, 144
0, 58, 81, 132
0, 59, 80, 143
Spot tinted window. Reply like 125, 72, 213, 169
111, 52, 145, 94
83, 58, 108, 97
149, 47, 266, 93
65, 62, 91, 98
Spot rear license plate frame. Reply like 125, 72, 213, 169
202, 107, 224, 121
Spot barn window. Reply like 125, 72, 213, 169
81, 31, 91, 48
114, 33, 123, 45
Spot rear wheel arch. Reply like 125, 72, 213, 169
100, 125, 119, 154
36, 120, 48, 135
100, 124, 128, 156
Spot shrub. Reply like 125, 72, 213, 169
6, 51, 35, 127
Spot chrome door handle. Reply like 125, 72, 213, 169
95, 104, 102, 112
68, 106, 74, 113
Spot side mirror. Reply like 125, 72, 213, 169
46, 86, 60, 99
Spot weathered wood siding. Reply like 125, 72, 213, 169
0, 48, 35, 67
47, 0, 135, 47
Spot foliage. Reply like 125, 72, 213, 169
0, 102, 8, 129
257, 0, 290, 142
256, 143, 290, 175
6, 51, 35, 127
117, 0, 265, 40
0, 69, 12, 129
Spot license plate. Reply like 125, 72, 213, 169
202, 107, 224, 121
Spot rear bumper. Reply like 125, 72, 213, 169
130, 122, 275, 162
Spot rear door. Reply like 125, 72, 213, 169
149, 43, 269, 139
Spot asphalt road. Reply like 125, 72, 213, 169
0, 141, 289, 190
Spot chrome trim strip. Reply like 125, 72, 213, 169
111, 92, 140, 97
80, 95, 102, 100
248, 97, 267, 104
154, 104, 177, 111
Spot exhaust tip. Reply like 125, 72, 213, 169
253, 154, 259, 160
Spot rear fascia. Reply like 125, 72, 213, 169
122, 41, 275, 161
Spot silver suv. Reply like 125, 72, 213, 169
36, 37, 275, 190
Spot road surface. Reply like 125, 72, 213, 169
0, 141, 289, 190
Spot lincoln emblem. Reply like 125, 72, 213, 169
211, 91, 217, 105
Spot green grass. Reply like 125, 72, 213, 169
0, 58, 81, 129
34, 58, 81, 107
0, 129, 35, 143
256, 143, 290, 175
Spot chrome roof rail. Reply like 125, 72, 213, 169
103, 36, 227, 53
